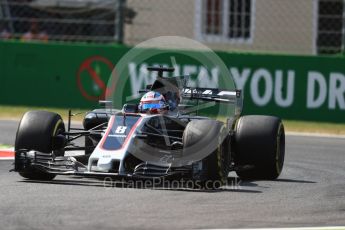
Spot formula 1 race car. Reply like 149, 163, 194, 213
13, 66, 285, 188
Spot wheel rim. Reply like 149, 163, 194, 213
52, 119, 65, 156
275, 123, 285, 175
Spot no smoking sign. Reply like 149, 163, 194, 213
77, 56, 115, 101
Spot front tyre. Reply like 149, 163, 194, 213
234, 115, 285, 180
183, 120, 230, 189
15, 111, 65, 180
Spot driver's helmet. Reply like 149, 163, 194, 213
138, 91, 168, 114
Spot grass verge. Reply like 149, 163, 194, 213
0, 105, 88, 122
0, 144, 13, 149
282, 120, 345, 135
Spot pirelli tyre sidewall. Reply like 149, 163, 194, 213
15, 111, 65, 180
234, 115, 285, 180
183, 120, 230, 189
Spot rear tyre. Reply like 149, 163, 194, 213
234, 115, 285, 180
15, 111, 65, 180
183, 120, 230, 189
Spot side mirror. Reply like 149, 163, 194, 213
99, 100, 113, 108
123, 104, 139, 113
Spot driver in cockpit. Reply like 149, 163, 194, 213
138, 91, 180, 114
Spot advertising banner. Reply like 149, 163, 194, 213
0, 41, 344, 123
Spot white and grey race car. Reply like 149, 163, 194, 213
13, 67, 285, 189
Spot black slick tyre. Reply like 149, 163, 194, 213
15, 111, 65, 180
183, 120, 230, 189
234, 115, 285, 180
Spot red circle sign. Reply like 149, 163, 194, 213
77, 56, 115, 101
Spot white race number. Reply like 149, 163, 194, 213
115, 126, 127, 134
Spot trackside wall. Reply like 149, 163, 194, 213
0, 41, 344, 123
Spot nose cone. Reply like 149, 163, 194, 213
97, 155, 113, 172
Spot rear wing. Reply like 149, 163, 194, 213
181, 87, 243, 116
182, 87, 240, 103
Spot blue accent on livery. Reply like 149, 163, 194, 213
102, 115, 141, 151
142, 102, 163, 110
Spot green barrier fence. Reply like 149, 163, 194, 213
0, 41, 344, 123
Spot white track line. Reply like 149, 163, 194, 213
0, 157, 14, 160
204, 226, 345, 230
286, 131, 345, 139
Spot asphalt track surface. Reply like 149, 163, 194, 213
0, 120, 344, 229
